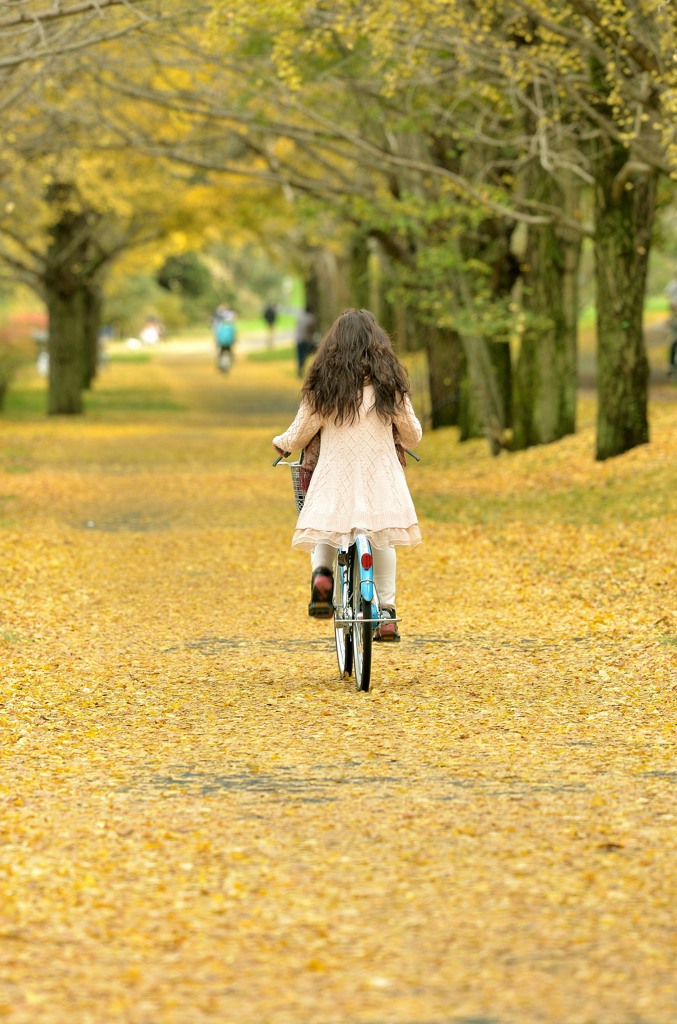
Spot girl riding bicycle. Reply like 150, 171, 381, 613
272, 308, 422, 642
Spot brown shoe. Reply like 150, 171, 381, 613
308, 567, 333, 618
373, 608, 400, 642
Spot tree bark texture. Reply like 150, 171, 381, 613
44, 191, 104, 415
594, 147, 655, 460
349, 234, 371, 312
46, 285, 86, 415
456, 218, 516, 452
458, 340, 512, 443
513, 173, 581, 450
460, 332, 508, 455
372, 246, 398, 339
83, 284, 103, 389
458, 369, 482, 441
425, 326, 464, 428
307, 248, 352, 330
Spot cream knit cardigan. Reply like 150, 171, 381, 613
273, 383, 422, 552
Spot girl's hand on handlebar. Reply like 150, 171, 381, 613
272, 445, 291, 466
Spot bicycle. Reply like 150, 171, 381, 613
217, 344, 234, 373
332, 532, 380, 691
273, 448, 418, 692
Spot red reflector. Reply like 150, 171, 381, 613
360, 552, 373, 570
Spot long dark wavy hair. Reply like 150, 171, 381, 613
301, 308, 411, 424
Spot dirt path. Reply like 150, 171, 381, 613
1, 347, 676, 1024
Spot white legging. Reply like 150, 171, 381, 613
311, 543, 397, 610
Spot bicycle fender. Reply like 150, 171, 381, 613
354, 535, 374, 603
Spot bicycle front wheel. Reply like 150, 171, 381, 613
334, 556, 353, 678
351, 549, 372, 692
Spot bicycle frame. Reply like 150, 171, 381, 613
355, 535, 375, 606
333, 535, 380, 626
332, 536, 377, 691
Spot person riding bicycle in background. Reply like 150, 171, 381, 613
272, 308, 422, 642
212, 304, 237, 363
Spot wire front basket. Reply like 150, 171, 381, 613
288, 462, 306, 513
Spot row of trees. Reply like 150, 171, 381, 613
1, 1, 677, 459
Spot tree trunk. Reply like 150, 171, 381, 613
513, 174, 581, 449
43, 189, 101, 415
457, 338, 511, 443
491, 340, 512, 430
349, 234, 370, 310
307, 247, 352, 329
46, 285, 87, 415
460, 332, 508, 455
594, 150, 656, 460
455, 219, 516, 453
458, 363, 482, 440
425, 326, 464, 428
83, 283, 103, 389
374, 249, 398, 338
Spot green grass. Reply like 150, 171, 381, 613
107, 352, 152, 365
247, 345, 296, 363
2, 381, 184, 419
3, 386, 46, 417
85, 388, 185, 415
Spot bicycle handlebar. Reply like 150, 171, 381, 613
274, 448, 420, 465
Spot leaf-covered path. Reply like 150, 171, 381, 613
1, 344, 676, 1024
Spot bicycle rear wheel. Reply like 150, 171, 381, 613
218, 347, 233, 373
334, 556, 353, 678
351, 548, 372, 692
